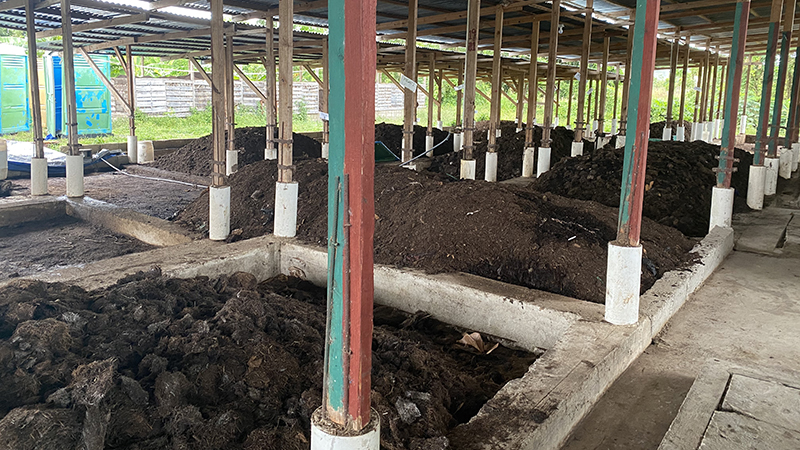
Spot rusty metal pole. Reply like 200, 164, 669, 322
460, 0, 481, 179
606, 0, 660, 326
768, 0, 795, 157
754, 0, 783, 166
538, 0, 560, 177
785, 42, 800, 146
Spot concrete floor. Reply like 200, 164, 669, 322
560, 246, 800, 450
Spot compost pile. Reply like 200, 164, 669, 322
427, 123, 593, 181
374, 122, 452, 157
150, 127, 321, 176
532, 140, 754, 237
650, 120, 693, 139
0, 272, 536, 450
177, 159, 696, 303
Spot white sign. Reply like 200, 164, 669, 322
587, 88, 594, 95
574, 72, 581, 80
400, 74, 418, 92
454, 84, 465, 91
319, 111, 329, 121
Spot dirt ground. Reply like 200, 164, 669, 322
532, 140, 754, 237
8, 173, 206, 220
374, 123, 452, 158
177, 159, 697, 303
0, 216, 155, 281
0, 272, 537, 450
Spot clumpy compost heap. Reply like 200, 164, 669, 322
427, 121, 594, 181
0, 272, 536, 450
532, 140, 754, 237
374, 123, 452, 157
650, 120, 693, 139
177, 159, 696, 303
150, 127, 322, 176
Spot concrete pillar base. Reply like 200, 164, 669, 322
137, 140, 154, 163
265, 147, 277, 160
425, 135, 434, 157
764, 157, 779, 196
226, 149, 239, 176
779, 148, 792, 179
605, 242, 642, 326
515, 127, 522, 134
30, 158, 48, 196
311, 408, 380, 450
453, 133, 462, 153
127, 135, 138, 164
676, 126, 685, 142
521, 147, 535, 178
321, 143, 329, 160
65, 154, 84, 198
554, 117, 560, 127
209, 185, 231, 241
616, 135, 626, 149
792, 142, 800, 172
496, 128, 502, 138
709, 186, 734, 233
739, 115, 747, 135
460, 159, 476, 180
611, 118, 618, 135
437, 120, 443, 130
747, 165, 766, 210
537, 147, 551, 177
485, 152, 498, 182
571, 141, 584, 157
711, 119, 720, 141
662, 127, 672, 141
274, 181, 299, 238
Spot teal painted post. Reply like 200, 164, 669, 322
754, 0, 783, 165
785, 43, 800, 146
717, 0, 750, 188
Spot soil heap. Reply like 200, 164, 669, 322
650, 120, 693, 139
532, 140, 753, 237
0, 273, 535, 450
374, 122, 452, 158
151, 127, 322, 176
177, 159, 696, 303
427, 121, 593, 181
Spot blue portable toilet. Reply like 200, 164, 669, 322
44, 53, 112, 137
0, 45, 31, 135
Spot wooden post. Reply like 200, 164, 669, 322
436, 66, 442, 127
402, 0, 418, 162
210, 0, 226, 187
708, 48, 719, 127
718, 61, 727, 121
541, 0, 560, 148
598, 35, 610, 136
525, 21, 539, 148
265, 18, 277, 159
515, 72, 525, 129
743, 56, 751, 119
278, 0, 294, 183
679, 36, 690, 125
124, 45, 135, 137
754, 0, 783, 165
26, 0, 43, 159
226, 33, 236, 156
455, 64, 463, 132
60, 0, 79, 156
461, 0, 481, 179
322, 37, 329, 153
567, 78, 574, 129
488, 5, 504, 154
427, 52, 435, 139
768, 0, 795, 156
612, 64, 619, 124
693, 57, 703, 124
587, 79, 594, 133
666, 37, 679, 128
574, 0, 592, 141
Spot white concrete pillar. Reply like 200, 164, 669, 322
554, 116, 560, 127
704, 122, 713, 142
30, 158, 48, 196
226, 149, 238, 175
709, 186, 734, 233
536, 147, 551, 177
460, 159, 476, 180
137, 140, 154, 163
321, 143, 329, 160
611, 118, 618, 135
65, 154, 84, 198
266, 146, 278, 160
792, 142, 800, 172
764, 156, 779, 196
747, 165, 766, 210
779, 147, 792, 179
516, 127, 522, 133
311, 409, 380, 450
662, 126, 672, 141
496, 128, 502, 138
676, 126, 685, 142
521, 147, 535, 178
209, 185, 231, 241
453, 132, 462, 153
437, 120, 443, 129
616, 134, 626, 149
571, 141, 584, 157
274, 181, 299, 237
605, 242, 642, 325
484, 152, 498, 182
711, 119, 720, 141
0, 139, 6, 180
127, 135, 138, 164
425, 135, 434, 157
739, 115, 747, 135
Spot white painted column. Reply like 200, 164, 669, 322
521, 147, 535, 177
425, 135, 434, 157
739, 115, 747, 135
661, 126, 671, 141
779, 147, 792, 179
605, 243, 642, 325
437, 120, 443, 129
616, 134, 626, 149
792, 142, 800, 172
709, 186, 734, 233
536, 147, 551, 177
30, 158, 48, 196
764, 156, 779, 196
226, 149, 238, 175
610, 118, 618, 135
321, 143, 329, 160
453, 132, 462, 153
65, 154, 84, 197
484, 152, 498, 182
676, 126, 685, 142
137, 140, 154, 163
460, 159, 476, 180
311, 409, 380, 450
127, 135, 138, 164
209, 185, 231, 240
274, 181, 299, 237
747, 165, 766, 210
571, 141, 584, 157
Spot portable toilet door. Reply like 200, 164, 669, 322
44, 54, 62, 136
0, 53, 31, 134
44, 53, 112, 137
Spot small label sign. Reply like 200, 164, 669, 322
319, 111, 329, 121
454, 84, 465, 91
400, 74, 418, 92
